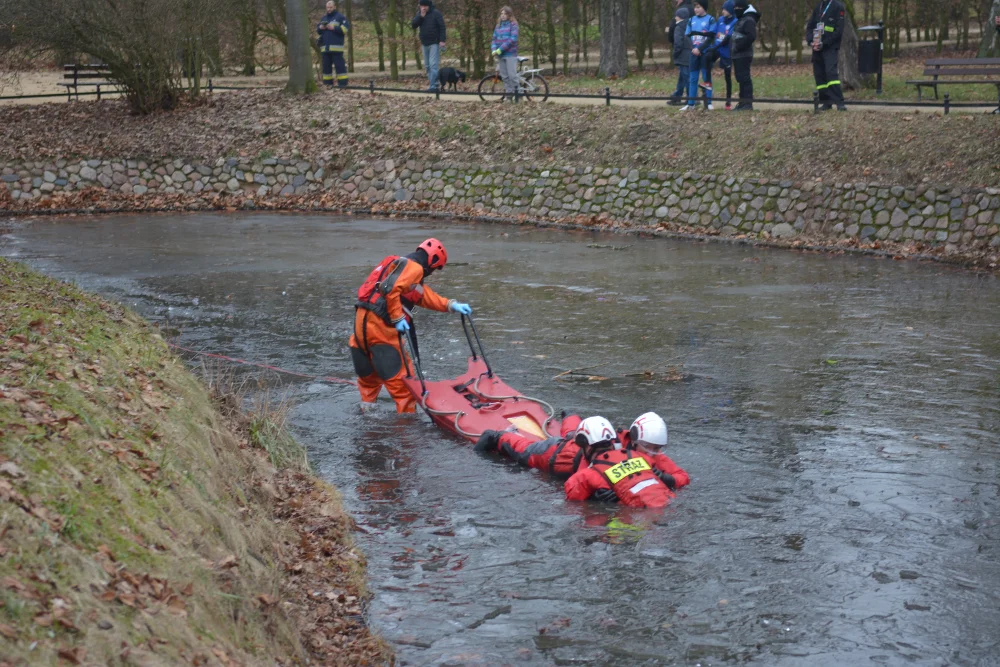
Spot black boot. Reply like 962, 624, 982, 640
474, 430, 503, 453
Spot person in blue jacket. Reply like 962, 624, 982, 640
490, 6, 520, 97
682, 0, 717, 111
317, 0, 350, 88
704, 0, 737, 110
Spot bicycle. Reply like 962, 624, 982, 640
477, 56, 549, 102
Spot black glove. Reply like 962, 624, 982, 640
654, 470, 677, 491
591, 488, 619, 503
474, 430, 502, 453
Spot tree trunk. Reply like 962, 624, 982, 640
599, 0, 628, 78
388, 0, 398, 80
633, 0, 645, 70
563, 0, 573, 74
365, 0, 385, 71
286, 0, 316, 94
472, 1, 487, 78
346, 0, 354, 71
546, 0, 558, 75
838, 10, 862, 90
979, 0, 1000, 56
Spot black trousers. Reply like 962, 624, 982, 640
812, 47, 843, 105
321, 49, 348, 87
734, 56, 753, 106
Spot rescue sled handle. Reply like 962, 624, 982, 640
399, 331, 427, 396
461, 314, 494, 378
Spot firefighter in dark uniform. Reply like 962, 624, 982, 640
317, 0, 350, 88
806, 0, 846, 111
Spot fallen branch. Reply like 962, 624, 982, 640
552, 362, 609, 381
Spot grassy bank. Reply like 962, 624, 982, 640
1, 89, 998, 188
0, 258, 388, 665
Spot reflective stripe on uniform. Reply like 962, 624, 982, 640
824, 25, 835, 31
630, 478, 660, 494
337, 74, 349, 80
323, 75, 334, 81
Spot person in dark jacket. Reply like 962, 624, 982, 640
807, 0, 847, 111
668, 7, 692, 105
667, 0, 694, 53
730, 0, 758, 110
412, 0, 447, 92
317, 0, 350, 88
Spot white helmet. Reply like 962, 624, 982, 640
629, 412, 668, 448
574, 416, 617, 448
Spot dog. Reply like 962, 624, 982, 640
438, 67, 466, 91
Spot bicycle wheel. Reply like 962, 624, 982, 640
478, 74, 506, 102
521, 74, 549, 102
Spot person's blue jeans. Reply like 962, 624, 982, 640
423, 43, 440, 90
688, 52, 713, 105
673, 64, 690, 100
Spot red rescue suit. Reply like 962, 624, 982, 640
565, 449, 675, 508
495, 415, 583, 476
618, 429, 690, 489
349, 255, 452, 413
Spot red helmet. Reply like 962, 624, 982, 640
418, 238, 448, 270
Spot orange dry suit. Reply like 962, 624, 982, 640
564, 449, 675, 508
618, 429, 690, 490
349, 253, 453, 413
494, 414, 584, 477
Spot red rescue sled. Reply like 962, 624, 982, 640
401, 316, 562, 444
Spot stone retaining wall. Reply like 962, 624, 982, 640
3, 156, 1000, 252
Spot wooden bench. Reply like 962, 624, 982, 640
58, 63, 117, 102
906, 58, 1000, 101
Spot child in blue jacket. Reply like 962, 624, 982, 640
682, 0, 718, 111
704, 0, 737, 109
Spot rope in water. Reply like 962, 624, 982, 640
166, 341, 358, 387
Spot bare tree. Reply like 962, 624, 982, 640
599, 0, 629, 77
286, 0, 316, 93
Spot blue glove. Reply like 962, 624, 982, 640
395, 319, 410, 333
450, 302, 473, 316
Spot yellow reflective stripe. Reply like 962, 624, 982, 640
827, 80, 841, 86
323, 75, 334, 80
602, 457, 652, 485
337, 74, 349, 80
816, 83, 829, 90
824, 25, 835, 31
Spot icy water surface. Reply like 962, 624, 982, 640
4, 213, 1000, 666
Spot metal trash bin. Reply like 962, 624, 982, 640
857, 21, 885, 95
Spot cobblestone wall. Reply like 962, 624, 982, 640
3, 157, 1000, 252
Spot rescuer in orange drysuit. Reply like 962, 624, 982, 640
564, 416, 675, 508
618, 412, 689, 491
349, 238, 472, 413
475, 412, 688, 492
474, 413, 585, 476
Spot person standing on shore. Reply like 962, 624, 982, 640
668, 7, 692, 105
317, 0, 350, 88
667, 0, 694, 54
730, 0, 758, 111
491, 6, 520, 99
412, 0, 447, 92
806, 0, 847, 111
681, 0, 717, 111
